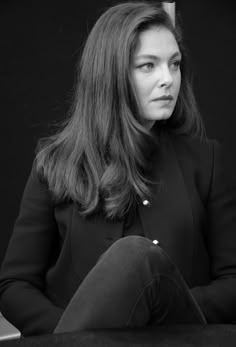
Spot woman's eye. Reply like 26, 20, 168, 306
171, 60, 181, 70
138, 62, 154, 72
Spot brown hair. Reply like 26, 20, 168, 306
36, 2, 205, 219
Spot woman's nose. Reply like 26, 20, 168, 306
157, 65, 173, 88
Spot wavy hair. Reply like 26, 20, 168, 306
35, 1, 205, 219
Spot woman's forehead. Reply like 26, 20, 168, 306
134, 26, 180, 59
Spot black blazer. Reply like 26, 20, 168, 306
1, 131, 236, 336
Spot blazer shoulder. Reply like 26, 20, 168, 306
167, 133, 220, 171
166, 133, 221, 203
169, 132, 218, 156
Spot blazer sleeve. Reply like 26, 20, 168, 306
191, 140, 236, 323
0, 165, 64, 336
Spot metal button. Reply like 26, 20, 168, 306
153, 240, 159, 245
143, 199, 150, 206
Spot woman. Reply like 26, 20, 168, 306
0, 1, 236, 336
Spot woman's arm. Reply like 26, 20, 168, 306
0, 165, 64, 336
191, 141, 236, 322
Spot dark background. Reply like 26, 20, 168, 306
0, 0, 235, 264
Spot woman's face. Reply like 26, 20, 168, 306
131, 26, 181, 129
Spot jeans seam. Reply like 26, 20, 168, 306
126, 274, 161, 326
126, 273, 204, 326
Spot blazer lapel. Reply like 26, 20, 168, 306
138, 132, 194, 283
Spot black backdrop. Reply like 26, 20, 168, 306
0, 0, 235, 264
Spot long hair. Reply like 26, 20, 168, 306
35, 1, 205, 219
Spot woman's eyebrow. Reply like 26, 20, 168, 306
135, 51, 182, 60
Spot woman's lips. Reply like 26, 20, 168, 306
152, 95, 173, 101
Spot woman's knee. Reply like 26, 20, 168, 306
106, 236, 153, 260
102, 236, 176, 277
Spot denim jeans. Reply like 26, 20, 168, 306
54, 236, 206, 333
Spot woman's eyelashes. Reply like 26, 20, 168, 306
170, 59, 181, 71
136, 59, 181, 73
137, 62, 155, 72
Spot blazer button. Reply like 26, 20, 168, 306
153, 239, 159, 245
142, 199, 150, 206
